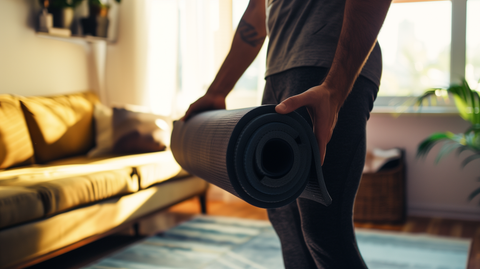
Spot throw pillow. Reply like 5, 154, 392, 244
112, 107, 170, 154
0, 95, 35, 169
87, 103, 114, 157
88, 105, 171, 156
19, 92, 98, 164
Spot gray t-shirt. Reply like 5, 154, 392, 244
265, 0, 382, 86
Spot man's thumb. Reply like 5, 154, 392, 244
275, 94, 306, 114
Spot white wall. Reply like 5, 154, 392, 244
104, 0, 148, 107
367, 113, 480, 220
0, 0, 91, 96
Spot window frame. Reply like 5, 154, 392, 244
373, 0, 468, 114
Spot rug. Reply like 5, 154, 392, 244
83, 216, 471, 269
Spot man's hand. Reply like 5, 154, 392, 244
275, 85, 344, 165
181, 93, 226, 121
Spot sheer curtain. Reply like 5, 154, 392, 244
143, 0, 235, 118
143, 0, 266, 119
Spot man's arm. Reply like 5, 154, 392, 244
182, 0, 266, 120
275, 0, 392, 164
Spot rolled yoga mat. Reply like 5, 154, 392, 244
171, 105, 332, 208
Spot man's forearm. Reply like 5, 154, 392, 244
324, 0, 392, 103
207, 0, 266, 98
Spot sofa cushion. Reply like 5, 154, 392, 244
0, 186, 44, 229
19, 92, 99, 163
49, 151, 187, 189
0, 166, 139, 216
87, 103, 114, 157
0, 176, 208, 269
134, 152, 189, 189
0, 95, 35, 169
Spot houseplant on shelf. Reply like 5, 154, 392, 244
81, 0, 121, 38
39, 0, 83, 29
415, 79, 480, 201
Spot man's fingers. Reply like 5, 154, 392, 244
275, 92, 309, 114
319, 140, 327, 166
318, 119, 336, 165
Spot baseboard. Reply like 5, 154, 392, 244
409, 204, 480, 221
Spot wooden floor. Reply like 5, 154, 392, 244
28, 197, 480, 269
169, 197, 480, 269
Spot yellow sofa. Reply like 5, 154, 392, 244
0, 92, 208, 269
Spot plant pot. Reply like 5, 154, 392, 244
82, 4, 110, 37
96, 16, 109, 37
60, 7, 74, 29
81, 17, 96, 36
49, 7, 74, 29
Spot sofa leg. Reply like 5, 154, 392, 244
133, 222, 140, 236
198, 193, 207, 214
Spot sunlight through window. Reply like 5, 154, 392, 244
466, 0, 480, 91
378, 1, 452, 96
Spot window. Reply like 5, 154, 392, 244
377, 1, 452, 96
146, 0, 478, 116
466, 0, 480, 91
374, 0, 478, 112
169, 0, 266, 117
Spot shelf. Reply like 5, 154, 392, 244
36, 32, 113, 44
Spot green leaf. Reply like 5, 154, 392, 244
453, 94, 471, 122
414, 89, 437, 108
466, 124, 480, 134
435, 143, 462, 164
48, 0, 83, 8
461, 153, 480, 168
456, 145, 473, 156
448, 80, 480, 125
417, 132, 455, 159
468, 187, 480, 202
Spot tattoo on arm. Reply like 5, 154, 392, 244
238, 19, 264, 47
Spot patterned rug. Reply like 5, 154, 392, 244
83, 215, 471, 269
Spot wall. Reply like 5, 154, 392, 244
0, 0, 91, 96
104, 0, 147, 107
367, 113, 480, 220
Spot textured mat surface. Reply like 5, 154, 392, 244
83, 215, 471, 269
171, 105, 331, 208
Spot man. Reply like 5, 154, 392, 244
183, 0, 391, 267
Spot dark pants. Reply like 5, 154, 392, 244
262, 67, 378, 269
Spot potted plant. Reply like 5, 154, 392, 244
88, 0, 120, 17
39, 0, 83, 29
415, 79, 480, 201
81, 0, 121, 37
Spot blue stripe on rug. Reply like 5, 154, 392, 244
83, 216, 470, 269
